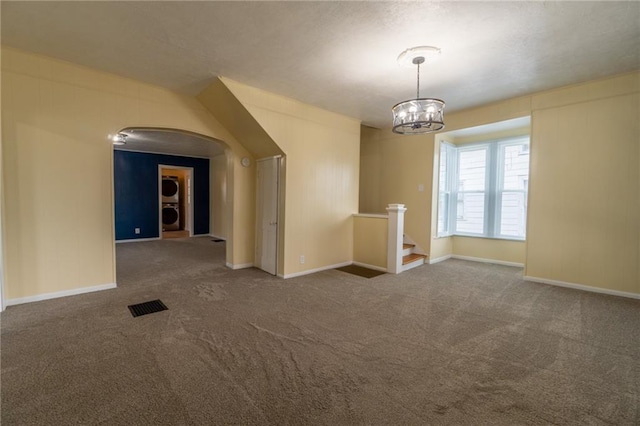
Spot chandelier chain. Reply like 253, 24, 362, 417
416, 62, 420, 99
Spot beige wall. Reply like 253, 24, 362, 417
527, 92, 639, 293
1, 47, 255, 301
359, 128, 435, 259
197, 78, 283, 159
210, 153, 228, 239
221, 77, 361, 276
359, 126, 382, 213
452, 237, 525, 265
360, 71, 639, 295
353, 215, 388, 269
453, 126, 530, 145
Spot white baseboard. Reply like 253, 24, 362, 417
210, 234, 226, 241
225, 262, 253, 270
427, 254, 523, 267
352, 261, 387, 272
451, 255, 524, 268
6, 282, 117, 307
428, 255, 452, 264
116, 237, 160, 244
280, 261, 352, 279
524, 276, 640, 300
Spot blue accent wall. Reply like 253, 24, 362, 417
114, 151, 210, 240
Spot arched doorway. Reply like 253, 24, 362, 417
111, 127, 233, 272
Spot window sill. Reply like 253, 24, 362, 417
453, 234, 526, 242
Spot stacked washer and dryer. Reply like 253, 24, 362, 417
161, 176, 180, 231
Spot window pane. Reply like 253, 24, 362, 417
502, 143, 529, 190
458, 148, 486, 191
442, 138, 529, 240
500, 191, 527, 237
456, 193, 485, 234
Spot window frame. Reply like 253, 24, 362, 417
454, 143, 491, 237
494, 138, 530, 240
437, 136, 530, 241
437, 141, 456, 237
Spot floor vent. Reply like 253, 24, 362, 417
128, 299, 168, 318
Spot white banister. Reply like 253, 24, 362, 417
386, 204, 407, 274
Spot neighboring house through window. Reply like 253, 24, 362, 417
437, 136, 530, 240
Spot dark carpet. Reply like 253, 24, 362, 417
1, 237, 639, 425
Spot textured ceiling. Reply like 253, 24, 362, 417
2, 1, 639, 129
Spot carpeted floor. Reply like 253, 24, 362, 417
2, 237, 639, 425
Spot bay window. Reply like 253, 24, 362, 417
437, 137, 530, 240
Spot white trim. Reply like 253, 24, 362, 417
279, 261, 352, 279
256, 155, 283, 162
386, 204, 406, 274
524, 276, 640, 300
0, 191, 4, 311
116, 237, 161, 244
451, 255, 524, 267
352, 261, 387, 272
402, 258, 425, 272
210, 234, 226, 241
255, 157, 280, 276
353, 213, 388, 219
427, 254, 524, 267
225, 262, 253, 270
6, 283, 117, 307
402, 234, 426, 255
159, 165, 194, 237
428, 255, 452, 264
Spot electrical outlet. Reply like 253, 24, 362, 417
135, 228, 140, 234
299, 255, 305, 264
418, 183, 425, 192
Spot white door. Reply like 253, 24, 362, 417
256, 157, 280, 275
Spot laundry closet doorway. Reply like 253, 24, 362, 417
159, 165, 194, 239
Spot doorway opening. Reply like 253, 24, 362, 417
112, 127, 232, 276
159, 165, 194, 239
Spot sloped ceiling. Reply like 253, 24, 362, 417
198, 78, 283, 159
2, 1, 639, 128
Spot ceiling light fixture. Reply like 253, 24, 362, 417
392, 46, 445, 134
111, 133, 127, 145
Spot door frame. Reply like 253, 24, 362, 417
0, 208, 4, 311
158, 165, 194, 237
255, 155, 282, 275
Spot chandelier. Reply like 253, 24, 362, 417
392, 46, 445, 134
